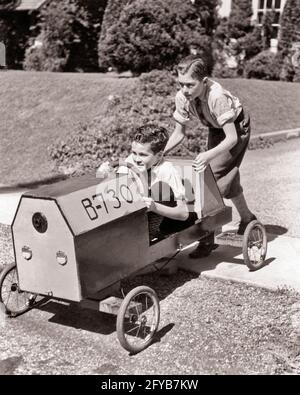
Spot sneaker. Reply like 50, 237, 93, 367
237, 215, 257, 235
189, 233, 218, 259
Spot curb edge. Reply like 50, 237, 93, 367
250, 128, 300, 143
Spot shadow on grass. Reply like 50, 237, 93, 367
0, 174, 69, 193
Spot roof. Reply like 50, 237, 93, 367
15, 0, 48, 10
0, 0, 49, 11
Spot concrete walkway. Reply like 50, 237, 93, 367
0, 189, 25, 225
174, 231, 300, 294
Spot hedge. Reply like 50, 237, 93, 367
24, 0, 107, 72
49, 70, 208, 176
244, 50, 281, 81
98, 0, 215, 74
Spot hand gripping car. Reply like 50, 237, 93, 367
0, 158, 267, 353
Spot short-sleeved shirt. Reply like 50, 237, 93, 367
173, 79, 243, 129
119, 155, 186, 201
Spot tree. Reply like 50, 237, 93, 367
262, 10, 276, 50
68, 0, 107, 71
278, 0, 300, 56
99, 0, 134, 43
212, 0, 261, 77
227, 0, 253, 39
98, 0, 134, 70
0, 0, 20, 9
24, 0, 107, 72
0, 2, 34, 69
188, 0, 219, 35
277, 0, 300, 81
98, 0, 218, 73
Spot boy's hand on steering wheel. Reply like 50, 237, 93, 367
142, 196, 156, 212
96, 161, 112, 179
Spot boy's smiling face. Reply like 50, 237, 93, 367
131, 141, 161, 171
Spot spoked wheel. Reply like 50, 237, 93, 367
243, 221, 267, 271
0, 263, 37, 317
117, 286, 160, 353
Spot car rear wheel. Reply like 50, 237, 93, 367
0, 263, 37, 317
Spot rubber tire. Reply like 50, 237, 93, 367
243, 220, 267, 271
0, 263, 37, 316
116, 286, 160, 353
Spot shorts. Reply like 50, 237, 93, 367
208, 110, 251, 199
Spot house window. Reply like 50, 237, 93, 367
257, 0, 284, 26
275, 0, 281, 8
258, 0, 282, 10
271, 26, 279, 39
258, 11, 264, 23
274, 11, 281, 23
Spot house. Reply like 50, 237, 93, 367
0, 0, 49, 12
218, 0, 287, 51
0, 0, 50, 68
0, 41, 5, 67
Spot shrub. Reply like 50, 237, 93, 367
276, 0, 300, 82
238, 27, 263, 61
277, 0, 300, 58
261, 10, 276, 50
244, 51, 281, 80
24, 0, 107, 72
49, 70, 208, 176
0, 0, 19, 9
98, 0, 134, 70
227, 0, 253, 39
212, 60, 242, 79
212, 3, 262, 77
279, 54, 295, 82
293, 66, 300, 83
68, 0, 108, 72
98, 0, 216, 74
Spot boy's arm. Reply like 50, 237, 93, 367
164, 122, 186, 155
143, 197, 189, 221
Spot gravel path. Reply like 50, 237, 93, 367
0, 272, 299, 375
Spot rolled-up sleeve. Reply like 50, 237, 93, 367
211, 94, 236, 126
173, 91, 191, 126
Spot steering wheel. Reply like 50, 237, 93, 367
112, 160, 149, 197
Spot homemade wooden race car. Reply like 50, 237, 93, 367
0, 158, 267, 353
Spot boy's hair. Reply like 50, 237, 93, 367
133, 124, 169, 154
177, 55, 207, 81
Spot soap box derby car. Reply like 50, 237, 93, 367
0, 158, 267, 353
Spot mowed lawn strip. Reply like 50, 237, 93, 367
1, 71, 299, 184
0, 71, 138, 184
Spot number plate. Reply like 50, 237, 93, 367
57, 175, 145, 235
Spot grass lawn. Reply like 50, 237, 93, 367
0, 70, 299, 185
